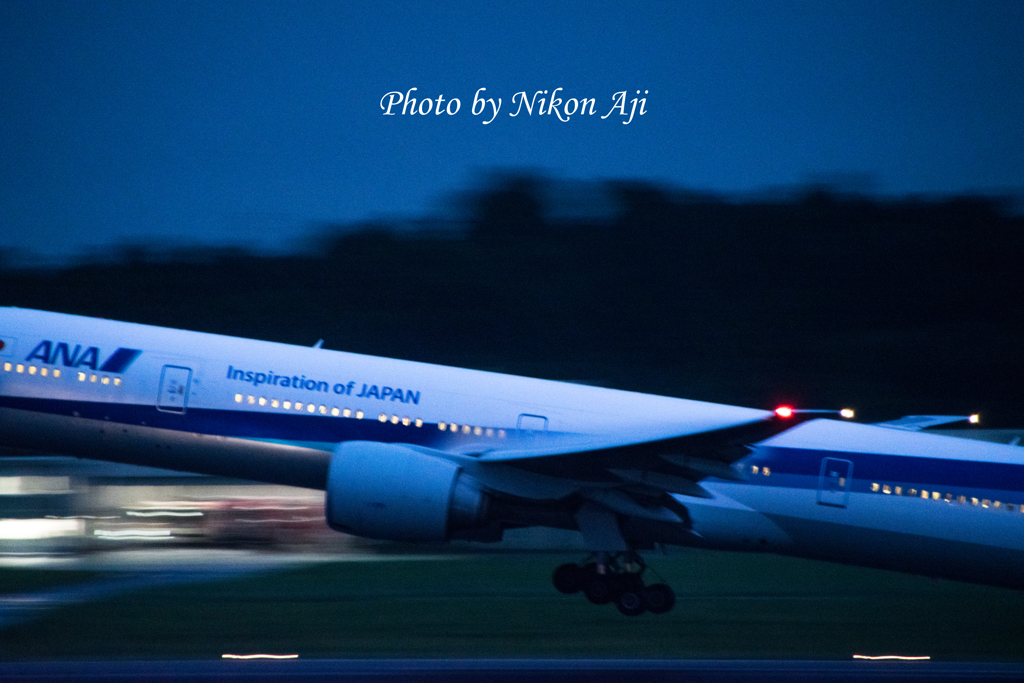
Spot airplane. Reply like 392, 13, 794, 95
1, 306, 1023, 616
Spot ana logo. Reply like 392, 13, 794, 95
25, 341, 142, 373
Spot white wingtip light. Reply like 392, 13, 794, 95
840, 408, 855, 419
969, 414, 980, 424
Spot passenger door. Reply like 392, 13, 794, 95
817, 457, 853, 508
157, 365, 192, 414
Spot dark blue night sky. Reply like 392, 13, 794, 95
2, 1, 1022, 261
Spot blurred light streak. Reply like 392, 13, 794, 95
222, 654, 299, 660
853, 655, 931, 661
126, 511, 204, 517
0, 518, 82, 539
93, 529, 173, 539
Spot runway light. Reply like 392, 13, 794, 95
969, 414, 980, 424
840, 408, 855, 419
775, 406, 794, 418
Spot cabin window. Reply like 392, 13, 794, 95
871, 483, 880, 492
752, 466, 760, 475
355, 410, 364, 419
3, 363, 10, 371
982, 499, 991, 508
378, 413, 387, 422
16, 364, 24, 373
416, 419, 424, 428
402, 416, 410, 426
28, 365, 37, 375
271, 399, 280, 408
763, 467, 771, 476
331, 407, 340, 416
343, 409, 352, 418
882, 485, 891, 494
319, 405, 327, 415
258, 397, 267, 406
895, 487, 902, 495
40, 367, 49, 376
101, 377, 109, 385
235, 394, 243, 403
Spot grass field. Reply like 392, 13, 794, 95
1, 549, 1022, 661
0, 569, 101, 597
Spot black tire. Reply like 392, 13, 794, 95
644, 583, 676, 614
552, 563, 582, 594
582, 572, 615, 605
615, 578, 646, 617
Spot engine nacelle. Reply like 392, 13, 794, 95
325, 441, 490, 542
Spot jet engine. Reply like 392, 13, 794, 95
325, 441, 490, 542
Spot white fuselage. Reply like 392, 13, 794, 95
2, 307, 1023, 588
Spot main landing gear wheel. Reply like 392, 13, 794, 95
552, 563, 583, 594
643, 583, 676, 614
582, 567, 615, 605
614, 576, 646, 617
550, 554, 675, 617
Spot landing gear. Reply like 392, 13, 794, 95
643, 583, 676, 614
552, 562, 583, 594
551, 553, 676, 617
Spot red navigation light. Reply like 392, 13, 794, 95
775, 406, 794, 419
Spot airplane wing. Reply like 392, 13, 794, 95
474, 411, 792, 478
418, 410, 809, 512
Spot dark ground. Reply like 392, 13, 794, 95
2, 551, 1023, 661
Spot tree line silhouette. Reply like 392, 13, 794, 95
3, 174, 1022, 425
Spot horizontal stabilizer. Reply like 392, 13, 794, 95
875, 414, 979, 431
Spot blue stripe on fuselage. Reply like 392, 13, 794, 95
0, 395, 459, 448
740, 444, 1024, 500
